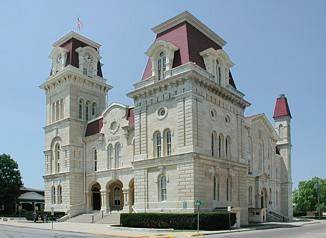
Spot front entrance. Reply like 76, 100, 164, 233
261, 188, 267, 208
107, 180, 123, 211
91, 183, 101, 210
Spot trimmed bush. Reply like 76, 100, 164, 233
120, 212, 236, 230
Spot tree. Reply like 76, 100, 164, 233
0, 154, 23, 214
293, 177, 326, 216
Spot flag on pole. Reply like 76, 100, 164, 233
77, 17, 83, 31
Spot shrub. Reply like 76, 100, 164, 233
120, 212, 236, 230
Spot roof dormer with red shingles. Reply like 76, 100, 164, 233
141, 11, 236, 88
273, 94, 292, 119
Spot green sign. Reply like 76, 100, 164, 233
194, 200, 202, 206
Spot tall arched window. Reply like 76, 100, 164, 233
213, 176, 217, 200
154, 131, 161, 158
163, 129, 171, 156
226, 177, 232, 201
93, 149, 97, 171
60, 99, 64, 119
211, 131, 217, 157
57, 185, 62, 204
115, 142, 121, 168
258, 143, 263, 172
225, 136, 231, 160
248, 186, 253, 205
215, 59, 222, 85
157, 51, 166, 81
55, 143, 60, 173
159, 175, 167, 201
107, 144, 113, 169
91, 102, 97, 118
51, 186, 56, 204
79, 99, 84, 120
85, 101, 90, 121
218, 134, 224, 158
55, 101, 60, 121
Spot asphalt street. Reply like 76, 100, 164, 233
207, 222, 326, 238
0, 224, 115, 238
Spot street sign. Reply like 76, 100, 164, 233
194, 200, 202, 207
227, 206, 231, 212
51, 207, 54, 216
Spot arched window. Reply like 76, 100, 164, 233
107, 144, 113, 169
248, 186, 253, 205
91, 102, 97, 118
163, 129, 172, 156
211, 131, 217, 157
115, 142, 121, 168
154, 131, 161, 158
159, 175, 167, 201
85, 101, 90, 121
225, 136, 231, 160
93, 149, 97, 171
79, 99, 84, 120
226, 177, 232, 201
215, 59, 222, 85
51, 186, 56, 204
55, 143, 60, 173
218, 134, 224, 158
57, 185, 62, 204
157, 51, 166, 81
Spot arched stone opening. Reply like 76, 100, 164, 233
106, 180, 123, 211
261, 188, 268, 208
91, 183, 101, 211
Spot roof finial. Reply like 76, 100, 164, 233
76, 17, 83, 32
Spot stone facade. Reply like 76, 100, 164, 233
41, 12, 293, 225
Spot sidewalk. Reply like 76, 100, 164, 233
0, 219, 322, 238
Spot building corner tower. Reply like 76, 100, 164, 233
273, 94, 293, 221
40, 32, 111, 217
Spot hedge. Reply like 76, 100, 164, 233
120, 212, 236, 230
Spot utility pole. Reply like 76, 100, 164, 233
316, 180, 321, 220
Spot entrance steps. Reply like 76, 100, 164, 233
267, 211, 289, 222
67, 211, 120, 225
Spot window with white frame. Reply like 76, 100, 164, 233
115, 142, 121, 168
51, 186, 56, 204
79, 99, 84, 120
159, 175, 167, 201
85, 101, 90, 121
157, 51, 166, 81
154, 131, 161, 158
107, 144, 113, 169
93, 149, 97, 171
164, 129, 171, 156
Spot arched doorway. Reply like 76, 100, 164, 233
107, 180, 123, 211
91, 183, 101, 211
261, 188, 267, 208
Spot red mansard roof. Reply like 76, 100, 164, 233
85, 118, 103, 137
273, 94, 292, 119
141, 18, 236, 88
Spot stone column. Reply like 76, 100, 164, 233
100, 190, 107, 212
107, 190, 111, 213
122, 189, 129, 212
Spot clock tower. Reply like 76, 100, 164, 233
40, 32, 112, 216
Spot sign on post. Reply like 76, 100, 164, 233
51, 207, 54, 230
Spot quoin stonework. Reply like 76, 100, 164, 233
41, 12, 293, 226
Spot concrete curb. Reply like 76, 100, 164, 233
107, 225, 174, 232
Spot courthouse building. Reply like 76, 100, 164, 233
41, 12, 293, 225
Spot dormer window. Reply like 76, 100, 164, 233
76, 46, 100, 78
49, 47, 68, 76
200, 48, 234, 87
157, 51, 167, 81
146, 40, 178, 81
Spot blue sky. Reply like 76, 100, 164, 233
0, 0, 325, 189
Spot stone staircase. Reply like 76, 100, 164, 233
267, 211, 289, 222
67, 211, 120, 225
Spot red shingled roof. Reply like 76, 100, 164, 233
273, 94, 291, 119
127, 108, 135, 128
141, 22, 236, 89
85, 118, 103, 137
